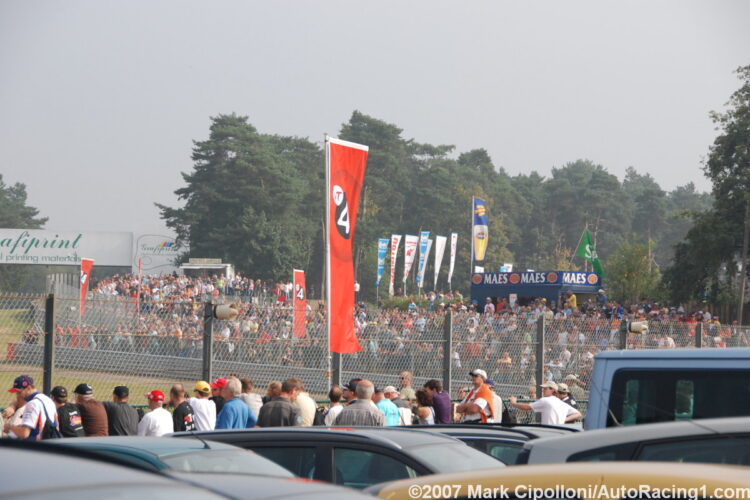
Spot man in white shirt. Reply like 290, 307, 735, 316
189, 380, 217, 431
508, 381, 581, 425
5, 375, 58, 440
137, 390, 173, 436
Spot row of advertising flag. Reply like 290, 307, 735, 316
375, 232, 459, 295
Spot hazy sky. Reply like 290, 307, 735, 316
2, 1, 749, 235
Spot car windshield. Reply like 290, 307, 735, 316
411, 443, 505, 473
160, 449, 294, 477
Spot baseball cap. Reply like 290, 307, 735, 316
74, 383, 93, 395
540, 381, 558, 391
194, 380, 211, 394
557, 383, 569, 393
113, 386, 129, 398
344, 379, 362, 392
382, 385, 398, 394
469, 369, 488, 380
146, 389, 165, 402
485, 379, 495, 387
50, 386, 68, 399
210, 377, 227, 389
564, 374, 579, 382
8, 375, 33, 393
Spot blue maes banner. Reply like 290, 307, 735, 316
472, 271, 601, 287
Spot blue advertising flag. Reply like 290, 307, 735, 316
416, 231, 430, 288
376, 238, 388, 286
473, 198, 489, 262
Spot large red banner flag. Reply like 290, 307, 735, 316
80, 258, 94, 317
293, 269, 307, 338
326, 136, 368, 353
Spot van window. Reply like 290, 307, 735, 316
608, 370, 750, 427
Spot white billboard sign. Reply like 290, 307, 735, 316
0, 229, 132, 266
133, 234, 183, 274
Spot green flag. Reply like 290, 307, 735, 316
575, 230, 605, 277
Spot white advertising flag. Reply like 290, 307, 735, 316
447, 232, 458, 285
433, 235, 447, 290
403, 234, 419, 285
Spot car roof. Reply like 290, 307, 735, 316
524, 416, 750, 463
174, 426, 466, 450
407, 424, 577, 440
0, 441, 223, 499
48, 435, 242, 456
170, 472, 375, 500
595, 347, 750, 360
369, 462, 750, 498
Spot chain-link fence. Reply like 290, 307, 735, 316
2, 293, 750, 411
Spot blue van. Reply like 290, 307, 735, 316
585, 348, 750, 430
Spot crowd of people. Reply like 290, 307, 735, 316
2, 366, 589, 442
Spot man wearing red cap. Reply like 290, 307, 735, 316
137, 390, 173, 437
210, 377, 227, 414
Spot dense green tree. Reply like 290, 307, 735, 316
665, 65, 750, 314
158, 114, 322, 280
607, 238, 662, 303
0, 175, 47, 292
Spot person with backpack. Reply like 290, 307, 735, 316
6, 375, 60, 440
50, 386, 85, 437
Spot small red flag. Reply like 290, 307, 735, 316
293, 269, 307, 338
80, 258, 94, 317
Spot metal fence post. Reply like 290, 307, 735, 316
535, 315, 545, 399
202, 302, 213, 382
619, 319, 628, 350
696, 322, 703, 348
442, 310, 452, 396
331, 352, 342, 388
43, 294, 55, 394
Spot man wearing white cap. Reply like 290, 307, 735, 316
508, 381, 581, 425
456, 369, 495, 423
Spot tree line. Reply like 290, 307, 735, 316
4, 66, 748, 314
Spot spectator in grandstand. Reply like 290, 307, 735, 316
74, 383, 108, 436
238, 378, 263, 417
256, 378, 302, 427
189, 381, 216, 431
216, 377, 256, 429
103, 385, 139, 436
49, 386, 84, 438
323, 385, 344, 425
138, 390, 173, 436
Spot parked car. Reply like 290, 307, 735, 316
46, 436, 294, 477
8, 439, 373, 500
408, 423, 578, 464
171, 427, 503, 489
517, 416, 750, 465
365, 461, 750, 499
586, 347, 750, 429
0, 439, 224, 500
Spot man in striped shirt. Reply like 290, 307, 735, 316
333, 380, 385, 427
